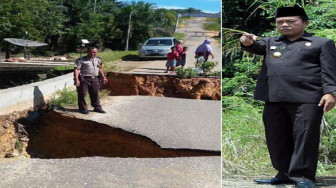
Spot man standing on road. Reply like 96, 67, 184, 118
74, 47, 108, 114
240, 5, 336, 188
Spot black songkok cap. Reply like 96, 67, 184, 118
275, 4, 308, 18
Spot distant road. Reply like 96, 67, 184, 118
124, 17, 221, 75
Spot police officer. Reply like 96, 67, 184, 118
74, 47, 108, 114
240, 5, 336, 188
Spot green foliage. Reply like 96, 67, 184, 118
207, 71, 221, 77
49, 87, 109, 108
68, 50, 137, 62
223, 57, 261, 97
223, 96, 336, 176
49, 87, 79, 107
178, 17, 193, 28
176, 61, 220, 78
203, 18, 220, 31
196, 61, 218, 76
0, 1, 178, 53
15, 139, 24, 153
320, 109, 336, 173
222, 96, 273, 176
173, 33, 186, 41
51, 65, 74, 71
222, 74, 256, 98
176, 67, 197, 78
68, 50, 138, 72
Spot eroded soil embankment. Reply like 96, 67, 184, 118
0, 111, 30, 158
26, 110, 220, 158
105, 72, 221, 100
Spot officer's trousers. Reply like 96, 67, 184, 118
77, 76, 102, 111
263, 102, 323, 183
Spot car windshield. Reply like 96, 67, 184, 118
145, 39, 172, 46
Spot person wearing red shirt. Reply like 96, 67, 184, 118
165, 46, 179, 73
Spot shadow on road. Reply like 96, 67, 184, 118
121, 54, 139, 61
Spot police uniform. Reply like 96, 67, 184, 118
74, 55, 103, 111
242, 11, 336, 184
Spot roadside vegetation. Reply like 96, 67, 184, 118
178, 17, 194, 28
204, 17, 220, 31
68, 50, 138, 72
49, 87, 109, 108
176, 61, 220, 78
0, 1, 206, 57
173, 33, 186, 41
223, 0, 336, 177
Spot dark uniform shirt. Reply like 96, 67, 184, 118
242, 32, 336, 103
74, 56, 102, 76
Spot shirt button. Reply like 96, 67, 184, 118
285, 59, 288, 61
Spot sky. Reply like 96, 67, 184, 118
118, 0, 221, 13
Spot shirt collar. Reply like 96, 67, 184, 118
275, 31, 312, 42
84, 55, 95, 60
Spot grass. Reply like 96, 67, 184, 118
67, 50, 138, 72
222, 96, 274, 176
173, 32, 186, 41
222, 96, 336, 177
51, 65, 74, 71
49, 87, 109, 108
68, 50, 138, 62
204, 17, 220, 31
178, 17, 194, 28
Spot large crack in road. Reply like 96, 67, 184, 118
26, 111, 220, 158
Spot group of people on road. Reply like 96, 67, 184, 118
165, 40, 188, 73
165, 38, 215, 73
74, 38, 216, 115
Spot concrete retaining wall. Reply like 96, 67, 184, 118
0, 73, 74, 115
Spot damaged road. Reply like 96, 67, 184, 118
0, 96, 221, 187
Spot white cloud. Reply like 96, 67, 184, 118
156, 5, 220, 13
203, 10, 221, 13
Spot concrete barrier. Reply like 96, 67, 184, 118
0, 73, 74, 115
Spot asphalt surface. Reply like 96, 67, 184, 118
128, 17, 221, 75
63, 96, 221, 151
0, 157, 221, 187
0, 96, 221, 187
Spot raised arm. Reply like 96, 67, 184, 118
240, 33, 267, 55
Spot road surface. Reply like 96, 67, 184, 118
119, 17, 221, 75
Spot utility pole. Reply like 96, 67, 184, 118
125, 10, 134, 51
24, 31, 28, 59
174, 13, 181, 33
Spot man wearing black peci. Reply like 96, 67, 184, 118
240, 5, 336, 188
74, 47, 108, 114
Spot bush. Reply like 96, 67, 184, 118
196, 61, 218, 75
176, 67, 197, 78
49, 87, 78, 107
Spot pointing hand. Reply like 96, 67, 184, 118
240, 33, 259, 47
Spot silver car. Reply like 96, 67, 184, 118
139, 37, 177, 60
